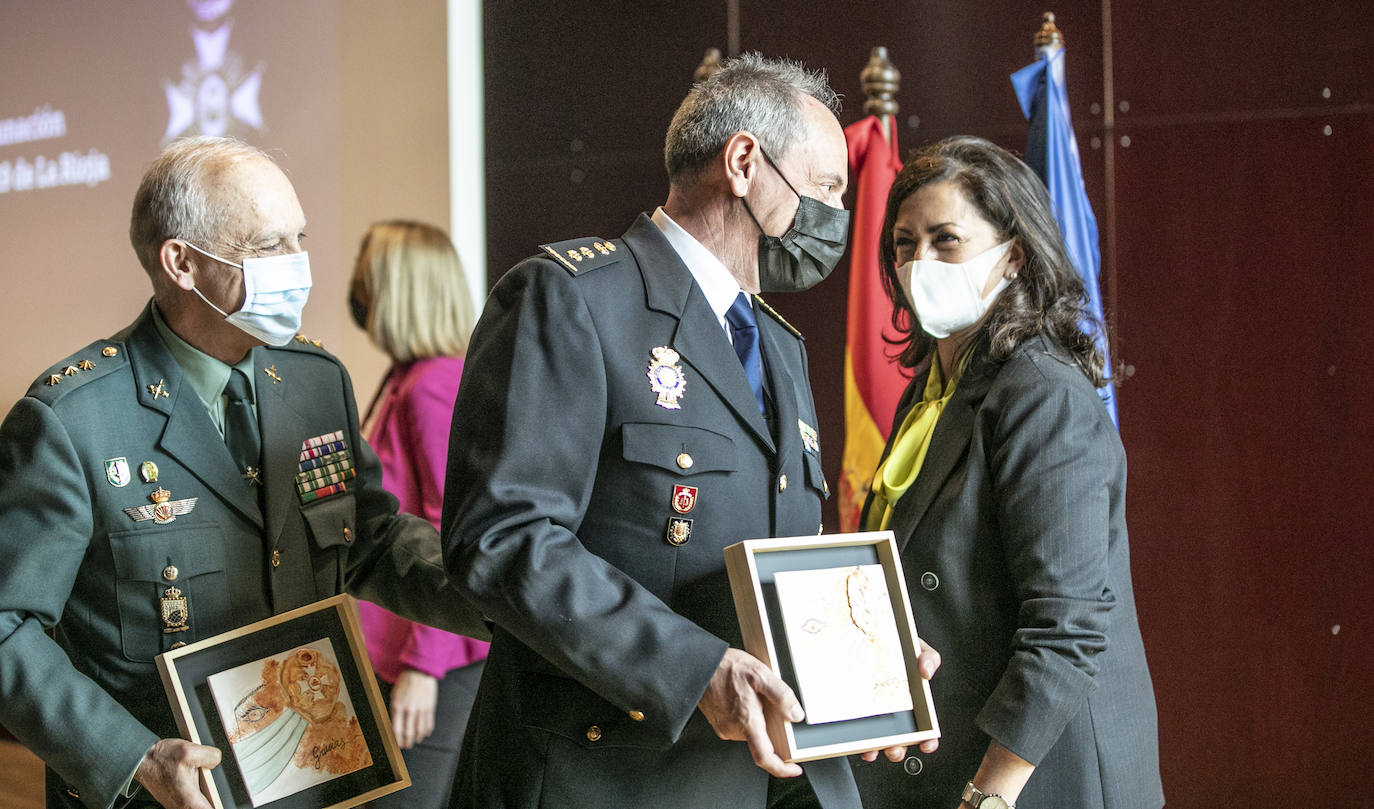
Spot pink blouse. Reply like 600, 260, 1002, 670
357, 356, 489, 682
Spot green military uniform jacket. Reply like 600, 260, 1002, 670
0, 304, 486, 809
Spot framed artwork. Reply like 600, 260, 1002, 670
724, 531, 940, 762
156, 594, 409, 809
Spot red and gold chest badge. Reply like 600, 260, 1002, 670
672, 484, 698, 514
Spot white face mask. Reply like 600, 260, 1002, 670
184, 242, 312, 346
898, 240, 1014, 339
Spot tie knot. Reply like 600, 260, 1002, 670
225, 369, 253, 404
726, 292, 756, 331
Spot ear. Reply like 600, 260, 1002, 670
1005, 239, 1027, 278
721, 131, 762, 198
158, 239, 199, 292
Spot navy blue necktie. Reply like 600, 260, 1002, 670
726, 292, 765, 413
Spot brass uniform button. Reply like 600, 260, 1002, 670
778, 474, 788, 492
920, 572, 939, 591
628, 710, 645, 722
676, 453, 693, 470
585, 725, 602, 742
271, 549, 281, 568
102, 347, 118, 357
162, 565, 178, 582
343, 527, 353, 543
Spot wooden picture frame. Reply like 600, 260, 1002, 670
156, 594, 409, 809
723, 531, 940, 762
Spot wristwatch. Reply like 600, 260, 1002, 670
962, 780, 1015, 809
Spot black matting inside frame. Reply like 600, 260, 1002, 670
173, 606, 399, 808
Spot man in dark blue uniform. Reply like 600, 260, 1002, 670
0, 136, 486, 809
443, 54, 937, 809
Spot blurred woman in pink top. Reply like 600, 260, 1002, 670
349, 220, 488, 809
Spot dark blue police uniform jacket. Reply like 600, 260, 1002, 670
443, 214, 860, 809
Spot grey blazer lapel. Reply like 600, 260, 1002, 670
624, 214, 774, 451
126, 310, 264, 527
887, 361, 994, 551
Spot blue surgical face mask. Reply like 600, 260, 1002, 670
184, 242, 312, 346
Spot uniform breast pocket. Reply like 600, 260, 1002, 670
109, 525, 230, 662
620, 422, 737, 475
301, 493, 358, 595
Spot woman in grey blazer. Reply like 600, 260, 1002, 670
850, 137, 1163, 809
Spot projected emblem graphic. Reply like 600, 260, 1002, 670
163, 0, 265, 141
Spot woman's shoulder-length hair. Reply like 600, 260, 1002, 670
351, 220, 475, 363
877, 135, 1106, 387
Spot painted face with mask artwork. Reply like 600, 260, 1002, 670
891, 180, 1023, 339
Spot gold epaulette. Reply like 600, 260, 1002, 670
540, 237, 623, 275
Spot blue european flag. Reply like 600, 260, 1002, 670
1011, 48, 1118, 427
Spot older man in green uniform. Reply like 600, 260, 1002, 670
0, 136, 486, 809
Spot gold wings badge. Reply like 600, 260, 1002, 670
124, 487, 198, 524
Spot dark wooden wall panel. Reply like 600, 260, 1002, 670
484, 3, 1374, 805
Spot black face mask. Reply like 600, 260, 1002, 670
742, 147, 851, 293
349, 295, 369, 331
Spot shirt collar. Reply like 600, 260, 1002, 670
651, 206, 744, 330
151, 304, 256, 407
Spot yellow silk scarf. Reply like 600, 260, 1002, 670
865, 352, 969, 531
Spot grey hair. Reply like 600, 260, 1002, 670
664, 52, 840, 187
128, 136, 272, 274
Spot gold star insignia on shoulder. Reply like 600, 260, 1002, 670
77, 359, 95, 370
294, 334, 309, 344
147, 379, 169, 399
63, 365, 80, 376
264, 366, 282, 384
45, 374, 62, 386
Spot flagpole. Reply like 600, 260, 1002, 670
861, 47, 900, 145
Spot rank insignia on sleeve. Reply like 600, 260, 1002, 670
124, 487, 198, 524
647, 346, 687, 410
672, 484, 698, 514
666, 517, 693, 546
160, 586, 190, 634
798, 419, 820, 453
105, 457, 131, 487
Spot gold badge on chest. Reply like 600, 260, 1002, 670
647, 346, 687, 410
161, 586, 190, 634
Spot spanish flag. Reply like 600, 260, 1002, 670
839, 116, 909, 530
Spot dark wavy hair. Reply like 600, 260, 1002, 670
878, 136, 1106, 386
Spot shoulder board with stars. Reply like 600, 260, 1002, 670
752, 295, 804, 340
539, 237, 623, 276
27, 340, 128, 404
273, 333, 333, 357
